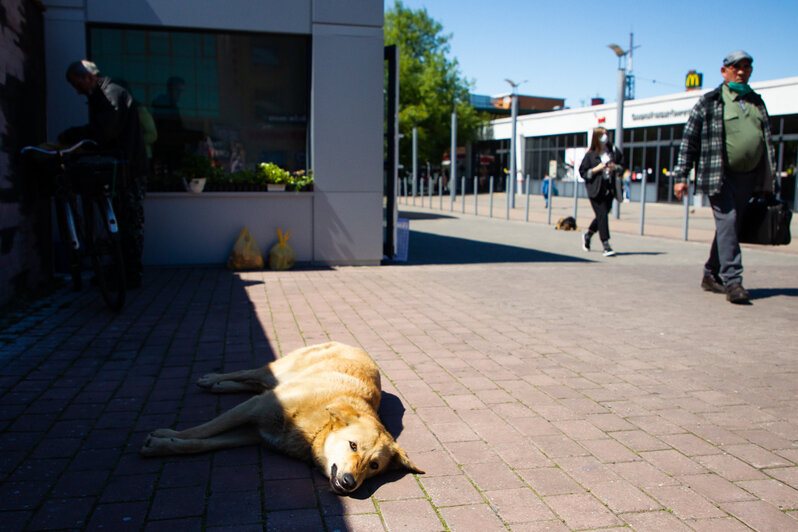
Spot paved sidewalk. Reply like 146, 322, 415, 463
2, 206, 798, 531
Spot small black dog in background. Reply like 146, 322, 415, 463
555, 216, 578, 231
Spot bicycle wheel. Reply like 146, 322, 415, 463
85, 195, 126, 311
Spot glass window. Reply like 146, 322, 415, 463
88, 25, 310, 179
781, 114, 798, 136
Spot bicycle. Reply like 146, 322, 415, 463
21, 140, 127, 311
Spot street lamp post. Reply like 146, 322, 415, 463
608, 44, 627, 219
504, 79, 525, 209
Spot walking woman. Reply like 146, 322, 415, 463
579, 127, 624, 256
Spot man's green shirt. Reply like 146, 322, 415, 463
722, 83, 765, 173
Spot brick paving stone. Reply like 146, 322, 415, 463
492, 442, 552, 469
206, 490, 263, 527
439, 503, 506, 531
410, 449, 461, 477
722, 443, 794, 469
86, 501, 150, 530
544, 492, 622, 529
611, 429, 668, 452
462, 461, 524, 491
659, 432, 722, 456
444, 441, 501, 465
589, 479, 662, 513
736, 478, 798, 510
640, 449, 707, 476
579, 437, 640, 463
325, 512, 386, 532
721, 500, 798, 531
678, 473, 757, 503
696, 453, 769, 481
370, 470, 426, 501
420, 474, 483, 506
143, 517, 203, 532
485, 487, 556, 523
211, 464, 262, 492
27, 496, 96, 530
686, 516, 754, 531
148, 486, 206, 520
517, 468, 581, 496
555, 456, 621, 488
506, 520, 569, 531
620, 510, 694, 531
645, 484, 726, 519
378, 499, 443, 531
765, 466, 798, 489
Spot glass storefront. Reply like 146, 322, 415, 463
88, 25, 310, 180
519, 115, 798, 206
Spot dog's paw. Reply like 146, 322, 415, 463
197, 373, 221, 388
140, 434, 169, 456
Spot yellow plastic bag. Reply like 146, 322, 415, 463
226, 227, 264, 270
268, 229, 295, 270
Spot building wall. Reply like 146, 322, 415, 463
41, 0, 385, 266
0, 0, 47, 307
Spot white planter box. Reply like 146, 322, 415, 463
142, 192, 314, 266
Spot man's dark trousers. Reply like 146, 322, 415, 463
705, 169, 757, 286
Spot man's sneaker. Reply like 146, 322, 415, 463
602, 243, 615, 257
582, 232, 592, 251
701, 274, 725, 294
725, 282, 750, 304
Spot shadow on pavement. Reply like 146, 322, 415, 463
399, 211, 457, 221
748, 287, 798, 300
403, 230, 592, 265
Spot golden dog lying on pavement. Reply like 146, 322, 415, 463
140, 342, 423, 495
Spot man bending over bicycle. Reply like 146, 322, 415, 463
59, 59, 147, 289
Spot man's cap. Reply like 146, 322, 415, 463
723, 50, 753, 67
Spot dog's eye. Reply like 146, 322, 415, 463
349, 441, 357, 451
370, 461, 379, 470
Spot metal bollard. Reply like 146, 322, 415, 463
525, 175, 530, 222
505, 175, 510, 220
429, 177, 433, 206
474, 176, 478, 216
639, 175, 647, 235
572, 176, 579, 219
461, 176, 465, 213
489, 176, 494, 218
438, 177, 443, 210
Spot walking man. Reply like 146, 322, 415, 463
672, 50, 777, 304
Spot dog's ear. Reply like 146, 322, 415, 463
390, 444, 425, 474
326, 402, 360, 427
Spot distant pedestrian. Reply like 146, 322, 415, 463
672, 50, 776, 304
542, 175, 558, 208
579, 126, 624, 256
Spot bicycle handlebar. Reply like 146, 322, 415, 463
21, 139, 98, 156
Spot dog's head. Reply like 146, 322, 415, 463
319, 402, 424, 495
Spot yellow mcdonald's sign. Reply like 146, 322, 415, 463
685, 70, 703, 90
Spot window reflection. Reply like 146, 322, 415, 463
89, 26, 310, 183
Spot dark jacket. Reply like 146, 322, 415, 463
60, 77, 148, 175
579, 145, 624, 199
672, 83, 776, 196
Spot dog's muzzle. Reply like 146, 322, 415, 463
329, 464, 357, 494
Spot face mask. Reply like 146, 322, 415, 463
599, 134, 608, 144
728, 82, 753, 96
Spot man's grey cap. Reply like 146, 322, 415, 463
723, 50, 753, 67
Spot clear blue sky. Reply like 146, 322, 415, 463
385, 0, 798, 108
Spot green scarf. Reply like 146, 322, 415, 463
728, 82, 753, 96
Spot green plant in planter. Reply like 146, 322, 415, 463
289, 169, 314, 191
256, 162, 290, 185
180, 155, 220, 180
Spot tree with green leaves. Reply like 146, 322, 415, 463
385, 1, 486, 174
